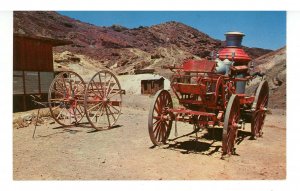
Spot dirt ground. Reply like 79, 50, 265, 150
13, 95, 286, 180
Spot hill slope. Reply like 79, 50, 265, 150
13, 11, 272, 75
247, 47, 286, 109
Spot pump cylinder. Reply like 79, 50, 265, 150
216, 31, 252, 94
225, 32, 244, 47
218, 31, 251, 64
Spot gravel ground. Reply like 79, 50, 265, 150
13, 95, 286, 180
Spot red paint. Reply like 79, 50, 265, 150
183, 59, 216, 72
218, 47, 251, 64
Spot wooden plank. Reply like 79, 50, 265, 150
14, 37, 54, 72
24, 71, 39, 94
13, 71, 24, 94
40, 72, 54, 93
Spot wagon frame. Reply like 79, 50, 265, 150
148, 59, 269, 157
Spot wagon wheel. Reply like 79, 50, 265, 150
84, 70, 122, 130
251, 80, 269, 138
222, 94, 240, 156
148, 90, 173, 146
48, 71, 86, 126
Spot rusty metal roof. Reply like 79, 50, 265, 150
14, 33, 73, 46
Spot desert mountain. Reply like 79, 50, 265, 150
247, 47, 286, 109
13, 11, 272, 75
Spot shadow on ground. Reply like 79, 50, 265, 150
161, 128, 253, 155
166, 140, 220, 155
33, 123, 123, 139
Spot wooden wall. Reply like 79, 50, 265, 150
13, 36, 55, 111
13, 36, 54, 72
13, 71, 54, 95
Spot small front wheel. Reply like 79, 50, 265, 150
148, 90, 173, 146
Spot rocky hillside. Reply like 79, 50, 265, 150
247, 47, 286, 109
13, 11, 272, 75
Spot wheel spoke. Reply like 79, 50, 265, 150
153, 120, 161, 134
56, 108, 65, 120
95, 106, 105, 125
107, 105, 116, 122
74, 81, 84, 95
91, 102, 103, 121
105, 75, 113, 96
161, 93, 166, 107
105, 106, 111, 127
107, 89, 122, 99
55, 80, 64, 90
76, 107, 84, 118
87, 101, 103, 112
53, 89, 64, 96
157, 97, 163, 113
152, 119, 160, 127
155, 102, 160, 114
161, 121, 167, 141
156, 124, 162, 141
107, 102, 121, 113
153, 115, 160, 120
99, 73, 106, 96
107, 83, 117, 97
154, 103, 160, 113
91, 79, 104, 98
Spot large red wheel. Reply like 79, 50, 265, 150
48, 71, 86, 126
222, 94, 240, 156
148, 90, 173, 146
251, 80, 269, 137
84, 70, 122, 130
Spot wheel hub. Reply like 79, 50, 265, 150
102, 97, 110, 106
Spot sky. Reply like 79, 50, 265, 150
59, 11, 286, 50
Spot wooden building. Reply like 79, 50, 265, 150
141, 77, 164, 95
13, 33, 72, 112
